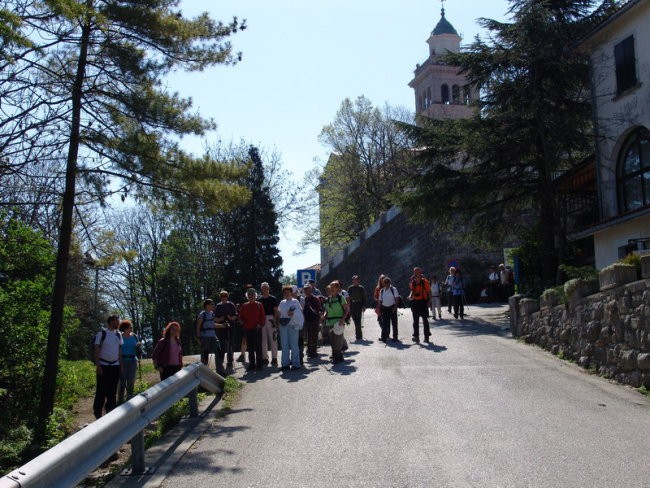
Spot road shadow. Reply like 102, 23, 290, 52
166, 448, 246, 477
239, 366, 278, 383
438, 317, 507, 337
205, 423, 252, 439
352, 338, 375, 346
416, 342, 448, 353
383, 339, 413, 350
324, 358, 358, 376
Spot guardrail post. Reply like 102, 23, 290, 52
131, 430, 146, 474
189, 387, 198, 418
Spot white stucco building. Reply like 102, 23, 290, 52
575, 0, 650, 269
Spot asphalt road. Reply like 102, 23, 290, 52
161, 305, 650, 488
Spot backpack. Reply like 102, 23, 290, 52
89, 330, 107, 363
88, 329, 119, 363
381, 286, 406, 308
325, 294, 345, 319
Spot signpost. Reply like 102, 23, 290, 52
296, 269, 316, 288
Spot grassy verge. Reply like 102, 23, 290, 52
638, 385, 650, 398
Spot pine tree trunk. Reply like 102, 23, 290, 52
36, 17, 92, 439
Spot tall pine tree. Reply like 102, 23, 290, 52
221, 146, 283, 300
0, 0, 250, 434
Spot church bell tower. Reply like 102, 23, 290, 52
408, 3, 477, 120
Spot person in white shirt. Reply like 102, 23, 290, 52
93, 314, 123, 419
277, 285, 304, 370
444, 267, 456, 314
376, 276, 400, 342
429, 275, 443, 320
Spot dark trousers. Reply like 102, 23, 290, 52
245, 328, 262, 368
411, 299, 430, 339
216, 328, 233, 370
159, 364, 182, 381
298, 329, 304, 364
350, 303, 364, 339
305, 319, 320, 356
380, 306, 398, 340
447, 291, 454, 312
488, 282, 499, 302
93, 364, 121, 419
453, 294, 465, 318
200, 336, 220, 371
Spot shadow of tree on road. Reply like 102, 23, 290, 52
438, 317, 508, 337
171, 447, 246, 476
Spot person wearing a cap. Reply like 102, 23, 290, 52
307, 279, 322, 297
257, 282, 279, 367
322, 280, 349, 364
347, 275, 366, 341
238, 288, 266, 371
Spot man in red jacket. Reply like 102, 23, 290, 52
238, 288, 266, 371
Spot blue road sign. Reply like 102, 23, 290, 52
297, 269, 316, 287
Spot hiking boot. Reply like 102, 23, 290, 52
271, 358, 278, 366
236, 355, 245, 362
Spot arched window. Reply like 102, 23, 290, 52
441, 84, 449, 104
618, 128, 650, 213
452, 85, 460, 104
426, 87, 432, 108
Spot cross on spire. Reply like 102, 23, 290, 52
441, 0, 446, 16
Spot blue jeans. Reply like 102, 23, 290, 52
279, 325, 301, 367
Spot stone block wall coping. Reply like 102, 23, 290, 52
642, 255, 650, 279
519, 298, 540, 316
599, 263, 638, 290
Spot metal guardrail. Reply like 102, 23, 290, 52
0, 362, 225, 488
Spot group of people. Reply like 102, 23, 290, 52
91, 267, 471, 418
486, 263, 515, 303
92, 315, 144, 419
374, 266, 467, 345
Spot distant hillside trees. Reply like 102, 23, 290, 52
315, 96, 413, 253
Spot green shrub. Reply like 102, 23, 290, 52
56, 360, 96, 410
540, 285, 565, 304
0, 424, 32, 471
619, 253, 642, 277
559, 264, 597, 281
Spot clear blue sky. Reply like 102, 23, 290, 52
174, 0, 510, 277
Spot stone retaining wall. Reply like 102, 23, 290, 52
319, 208, 504, 303
511, 259, 650, 388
